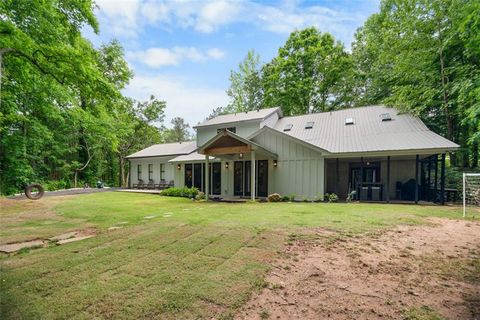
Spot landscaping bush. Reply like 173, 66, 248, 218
281, 195, 290, 202
324, 193, 339, 203
195, 191, 205, 201
160, 187, 199, 198
287, 194, 296, 202
267, 193, 282, 202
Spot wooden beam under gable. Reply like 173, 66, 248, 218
205, 145, 252, 155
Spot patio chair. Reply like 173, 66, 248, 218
146, 179, 155, 189
133, 179, 144, 189
155, 179, 166, 189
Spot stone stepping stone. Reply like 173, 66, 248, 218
0, 240, 45, 253
143, 215, 156, 219
49, 232, 78, 241
108, 226, 123, 231
117, 222, 129, 225
57, 235, 95, 245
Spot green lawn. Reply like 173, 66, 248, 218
0, 192, 463, 319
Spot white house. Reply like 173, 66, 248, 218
126, 106, 458, 203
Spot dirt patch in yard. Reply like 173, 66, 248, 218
236, 218, 480, 320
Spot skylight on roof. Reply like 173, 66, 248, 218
380, 113, 392, 121
345, 117, 354, 125
305, 121, 314, 129
283, 124, 293, 131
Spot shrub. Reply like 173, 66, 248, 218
161, 187, 199, 198
267, 193, 282, 202
324, 193, 339, 203
287, 194, 296, 202
43, 180, 68, 191
281, 195, 290, 202
195, 191, 205, 201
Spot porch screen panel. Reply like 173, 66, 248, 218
184, 164, 193, 188
137, 165, 142, 180
193, 163, 202, 191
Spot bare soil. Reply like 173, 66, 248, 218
236, 218, 480, 320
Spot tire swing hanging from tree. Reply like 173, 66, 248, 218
24, 184, 45, 200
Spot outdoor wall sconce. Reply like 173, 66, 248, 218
273, 160, 278, 167
177, 164, 181, 170
239, 153, 243, 158
225, 162, 229, 169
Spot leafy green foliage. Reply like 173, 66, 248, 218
351, 0, 479, 168
160, 187, 199, 198
262, 27, 353, 115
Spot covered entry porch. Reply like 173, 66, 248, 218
197, 129, 277, 200
324, 153, 447, 204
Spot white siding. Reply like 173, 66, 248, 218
196, 121, 263, 147
129, 156, 176, 186
252, 130, 325, 200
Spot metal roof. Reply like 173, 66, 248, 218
271, 106, 459, 153
194, 107, 281, 128
126, 141, 196, 159
169, 152, 219, 162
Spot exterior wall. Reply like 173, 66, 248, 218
261, 112, 279, 128
129, 156, 176, 185
325, 157, 416, 200
196, 121, 262, 147
252, 130, 325, 201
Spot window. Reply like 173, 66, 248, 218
160, 163, 165, 181
184, 164, 193, 188
148, 164, 153, 180
217, 127, 236, 134
283, 124, 293, 131
137, 164, 142, 180
345, 117, 354, 125
305, 121, 314, 129
380, 113, 392, 121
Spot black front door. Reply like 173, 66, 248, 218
233, 160, 268, 197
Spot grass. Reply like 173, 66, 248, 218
0, 192, 464, 319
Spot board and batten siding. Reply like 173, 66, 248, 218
252, 130, 325, 200
196, 121, 262, 147
129, 156, 176, 185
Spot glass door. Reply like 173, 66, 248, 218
234, 161, 243, 196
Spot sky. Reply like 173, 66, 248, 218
85, 0, 380, 128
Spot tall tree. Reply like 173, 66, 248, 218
352, 0, 480, 167
116, 96, 165, 187
262, 27, 353, 115
163, 117, 192, 143
226, 50, 264, 112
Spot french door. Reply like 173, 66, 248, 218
233, 160, 268, 197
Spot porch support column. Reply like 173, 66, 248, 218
440, 153, 446, 205
434, 155, 438, 201
335, 158, 339, 195
251, 150, 256, 200
386, 156, 390, 203
205, 155, 209, 201
359, 157, 364, 199
415, 154, 419, 204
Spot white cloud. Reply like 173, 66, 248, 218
94, 0, 375, 46
125, 74, 229, 126
128, 46, 225, 68
206, 48, 226, 60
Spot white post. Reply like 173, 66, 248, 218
205, 155, 209, 201
463, 172, 466, 218
251, 150, 256, 201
